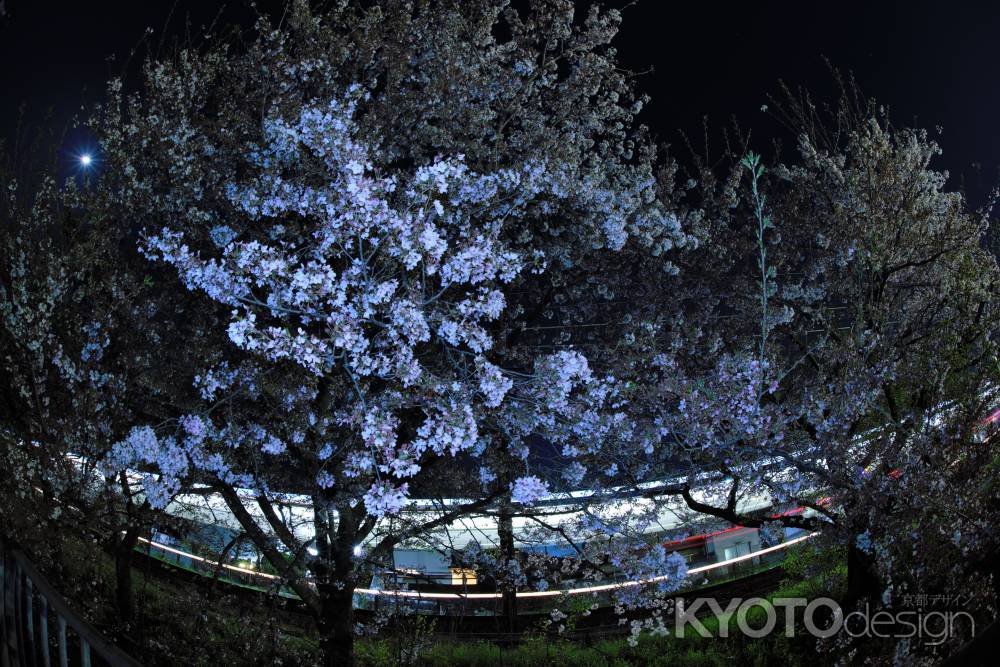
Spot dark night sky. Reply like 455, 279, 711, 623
2, 0, 1000, 204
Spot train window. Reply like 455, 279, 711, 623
450, 567, 477, 586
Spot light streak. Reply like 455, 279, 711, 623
137, 532, 819, 601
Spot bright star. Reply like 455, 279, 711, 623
79, 154, 93, 167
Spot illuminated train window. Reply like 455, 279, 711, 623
450, 567, 477, 586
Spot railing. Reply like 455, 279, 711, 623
0, 537, 141, 667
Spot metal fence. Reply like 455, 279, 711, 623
0, 537, 141, 667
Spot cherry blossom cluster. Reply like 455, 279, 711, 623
121, 80, 660, 518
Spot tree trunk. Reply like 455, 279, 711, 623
844, 507, 880, 612
114, 471, 144, 630
318, 580, 356, 667
314, 498, 362, 667
845, 542, 879, 610
498, 500, 517, 635
114, 525, 142, 626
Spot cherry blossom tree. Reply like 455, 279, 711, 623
0, 128, 232, 631
611, 89, 1000, 661
76, 2, 689, 663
